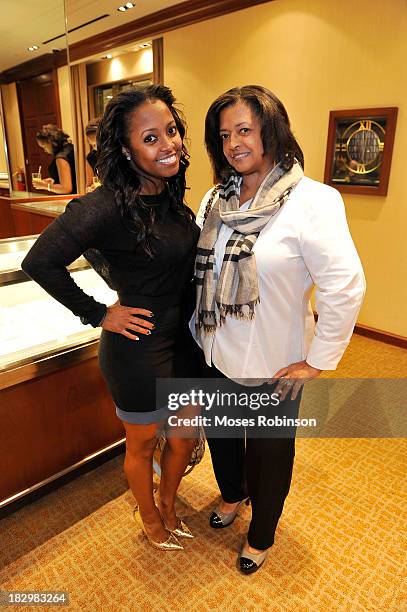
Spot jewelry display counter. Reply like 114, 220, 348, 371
0, 194, 79, 239
0, 235, 125, 509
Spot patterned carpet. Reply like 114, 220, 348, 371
1, 335, 406, 611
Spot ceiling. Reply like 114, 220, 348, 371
0, 0, 186, 72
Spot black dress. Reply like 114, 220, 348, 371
21, 186, 200, 424
48, 143, 77, 194
86, 149, 98, 174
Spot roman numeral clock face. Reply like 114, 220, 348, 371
332, 118, 386, 186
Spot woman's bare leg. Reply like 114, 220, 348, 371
123, 420, 168, 543
157, 404, 199, 529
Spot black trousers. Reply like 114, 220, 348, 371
203, 362, 302, 550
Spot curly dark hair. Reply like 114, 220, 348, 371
205, 85, 304, 182
36, 124, 71, 154
96, 84, 194, 257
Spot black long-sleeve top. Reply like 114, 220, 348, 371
21, 186, 199, 327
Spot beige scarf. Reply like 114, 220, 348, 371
195, 162, 304, 333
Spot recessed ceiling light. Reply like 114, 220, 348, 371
102, 54, 112, 59
27, 45, 39, 52
138, 43, 151, 49
117, 2, 135, 11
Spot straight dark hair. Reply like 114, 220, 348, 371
96, 84, 194, 257
205, 85, 304, 182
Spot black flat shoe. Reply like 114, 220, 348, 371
238, 542, 268, 575
209, 498, 250, 529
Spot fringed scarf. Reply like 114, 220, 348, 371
195, 161, 304, 333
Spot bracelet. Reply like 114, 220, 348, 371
47, 182, 51, 191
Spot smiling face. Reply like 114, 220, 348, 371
219, 101, 273, 177
126, 99, 182, 189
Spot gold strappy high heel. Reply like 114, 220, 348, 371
133, 507, 184, 551
166, 518, 194, 539
153, 490, 194, 539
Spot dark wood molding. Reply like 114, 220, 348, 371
0, 51, 68, 84
153, 38, 164, 84
52, 68, 62, 128
314, 312, 407, 349
69, 0, 273, 63
353, 323, 407, 350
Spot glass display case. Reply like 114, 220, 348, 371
10, 199, 69, 216
0, 234, 117, 373
0, 235, 124, 510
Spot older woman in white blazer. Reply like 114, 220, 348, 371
190, 85, 366, 574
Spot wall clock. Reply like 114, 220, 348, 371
324, 107, 398, 195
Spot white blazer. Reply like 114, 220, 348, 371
189, 176, 366, 384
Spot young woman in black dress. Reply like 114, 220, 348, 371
22, 85, 200, 551
33, 124, 77, 194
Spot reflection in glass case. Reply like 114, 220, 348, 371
94, 78, 152, 115
0, 235, 117, 372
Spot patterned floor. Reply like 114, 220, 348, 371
0, 334, 406, 611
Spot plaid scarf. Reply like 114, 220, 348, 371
195, 161, 304, 333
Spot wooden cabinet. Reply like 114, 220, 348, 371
0, 352, 124, 506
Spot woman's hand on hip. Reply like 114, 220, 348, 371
271, 360, 322, 401
101, 302, 154, 340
